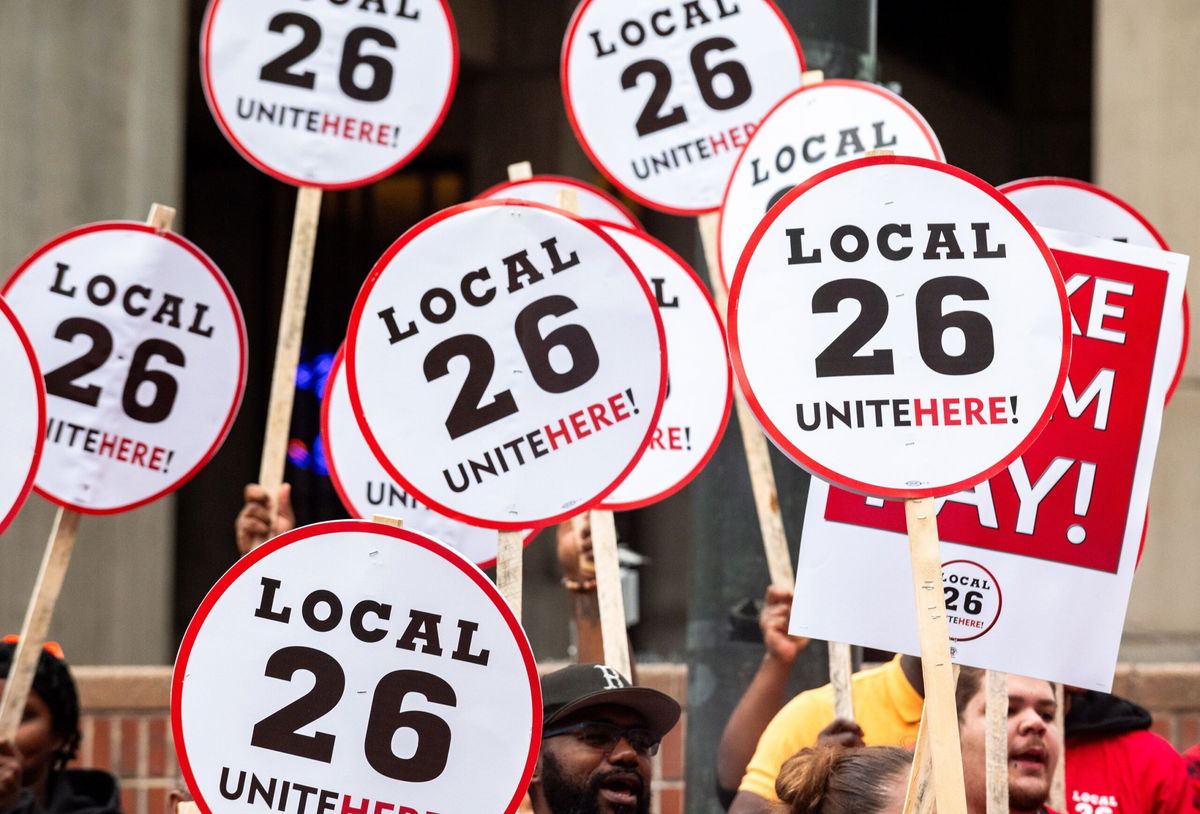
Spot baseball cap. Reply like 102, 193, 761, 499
541, 663, 681, 739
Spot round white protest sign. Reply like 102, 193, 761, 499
999, 176, 1190, 402
730, 156, 1071, 498
201, 0, 458, 188
476, 175, 641, 230
718, 79, 943, 289
323, 348, 539, 567
346, 200, 667, 530
173, 520, 539, 814
2, 223, 247, 514
0, 300, 45, 535
562, 0, 804, 215
597, 225, 731, 510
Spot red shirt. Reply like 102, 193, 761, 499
1066, 730, 1193, 813
1183, 744, 1200, 811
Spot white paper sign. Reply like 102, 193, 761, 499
173, 520, 540, 814
792, 231, 1188, 690
322, 348, 538, 567
0, 299, 44, 534
598, 225, 731, 509
346, 200, 667, 529
718, 79, 943, 289
562, 0, 804, 215
999, 176, 1189, 402
201, 0, 458, 188
729, 157, 1071, 498
476, 175, 641, 230
2, 223, 247, 514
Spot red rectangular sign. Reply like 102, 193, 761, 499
823, 248, 1167, 573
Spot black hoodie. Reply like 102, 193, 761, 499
1064, 689, 1153, 739
4, 769, 121, 814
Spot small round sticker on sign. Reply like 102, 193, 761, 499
476, 175, 642, 230
2, 223, 247, 514
730, 156, 1071, 499
346, 200, 667, 530
173, 520, 540, 814
0, 300, 45, 535
201, 0, 458, 188
597, 225, 732, 510
941, 560, 1002, 641
562, 0, 804, 215
718, 79, 943, 290
323, 347, 538, 568
999, 176, 1189, 403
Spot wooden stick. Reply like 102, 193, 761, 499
698, 212, 855, 718
590, 508, 632, 681
0, 508, 81, 740
904, 664, 960, 814
904, 497, 967, 814
507, 161, 533, 182
802, 69, 825, 86
1050, 683, 1065, 811
829, 641, 854, 720
372, 515, 403, 528
497, 531, 525, 622
986, 670, 1009, 814
257, 185, 323, 527
903, 704, 934, 814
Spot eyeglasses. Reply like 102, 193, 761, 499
542, 721, 661, 756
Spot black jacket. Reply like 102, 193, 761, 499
4, 770, 121, 814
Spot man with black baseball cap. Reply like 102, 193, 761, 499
530, 663, 681, 814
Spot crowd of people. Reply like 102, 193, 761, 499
0, 485, 1194, 814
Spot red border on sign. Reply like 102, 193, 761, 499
0, 298, 45, 536
321, 346, 540, 568
1, 221, 249, 515
343, 198, 670, 531
199, 0, 460, 190
727, 155, 1072, 500
171, 519, 543, 814
716, 79, 945, 290
596, 223, 733, 511
560, 0, 805, 217
941, 559, 1003, 642
998, 175, 1190, 404
476, 175, 643, 231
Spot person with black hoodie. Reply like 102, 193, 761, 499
0, 639, 121, 814
1063, 688, 1192, 813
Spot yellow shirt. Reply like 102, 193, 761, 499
738, 655, 924, 801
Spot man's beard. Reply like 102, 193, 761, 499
539, 752, 649, 814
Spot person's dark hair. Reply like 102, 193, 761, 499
0, 641, 82, 769
956, 667, 985, 722
775, 745, 911, 814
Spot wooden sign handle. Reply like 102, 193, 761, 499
904, 497, 967, 814
986, 670, 1009, 814
903, 703, 934, 814
257, 185, 323, 525
590, 508, 632, 680
1050, 683, 1065, 810
507, 161, 533, 182
0, 508, 81, 740
696, 212, 854, 718
497, 531, 525, 622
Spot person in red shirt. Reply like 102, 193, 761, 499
1183, 743, 1200, 811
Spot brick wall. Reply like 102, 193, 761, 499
70, 662, 1198, 814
